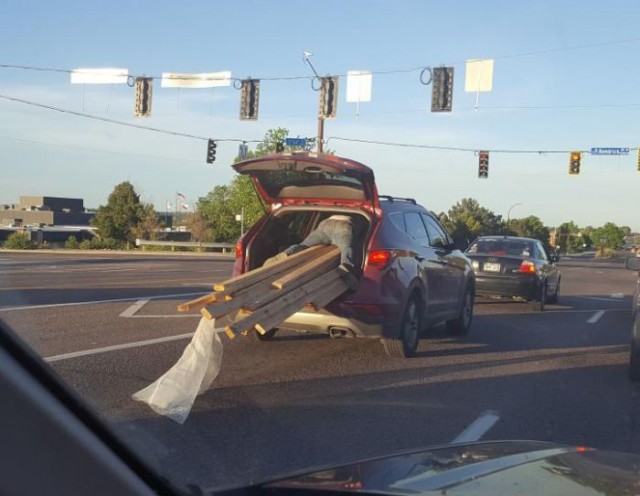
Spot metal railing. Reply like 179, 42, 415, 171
135, 239, 235, 254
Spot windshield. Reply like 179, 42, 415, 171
2, 1, 639, 494
468, 239, 535, 257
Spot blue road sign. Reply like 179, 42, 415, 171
590, 147, 630, 156
285, 137, 307, 148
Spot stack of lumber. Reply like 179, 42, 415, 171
177, 245, 348, 339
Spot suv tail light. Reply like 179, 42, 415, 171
519, 260, 536, 274
368, 250, 392, 268
235, 240, 243, 259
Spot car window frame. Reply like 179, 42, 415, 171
421, 213, 450, 249
403, 211, 430, 248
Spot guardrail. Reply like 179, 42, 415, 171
135, 239, 235, 254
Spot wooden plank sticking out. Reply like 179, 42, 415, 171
310, 276, 349, 310
201, 279, 276, 319
214, 245, 331, 293
227, 269, 343, 336
271, 246, 341, 290
177, 292, 220, 312
253, 276, 345, 334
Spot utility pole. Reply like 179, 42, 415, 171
303, 51, 324, 154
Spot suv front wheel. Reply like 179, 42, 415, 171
382, 295, 421, 358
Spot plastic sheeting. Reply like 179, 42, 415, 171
132, 317, 223, 424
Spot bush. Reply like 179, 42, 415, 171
4, 232, 36, 250
78, 239, 93, 250
595, 247, 617, 258
65, 236, 80, 249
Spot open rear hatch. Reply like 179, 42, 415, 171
232, 153, 379, 211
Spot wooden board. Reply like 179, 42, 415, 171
213, 245, 331, 293
310, 276, 349, 310
200, 279, 276, 319
270, 246, 340, 290
226, 269, 342, 336
176, 292, 221, 313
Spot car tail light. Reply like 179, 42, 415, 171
235, 240, 243, 259
368, 250, 392, 268
519, 260, 536, 274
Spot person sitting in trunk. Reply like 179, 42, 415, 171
266, 214, 359, 290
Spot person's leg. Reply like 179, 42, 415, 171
330, 221, 355, 267
284, 227, 331, 255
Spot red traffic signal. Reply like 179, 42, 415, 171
478, 151, 489, 178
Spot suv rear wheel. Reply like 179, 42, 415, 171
382, 295, 421, 358
446, 284, 474, 335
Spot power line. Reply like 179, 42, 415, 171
327, 136, 639, 155
0, 134, 203, 162
0, 93, 261, 143
2, 35, 640, 82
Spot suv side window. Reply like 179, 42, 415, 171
388, 212, 406, 233
422, 214, 449, 249
404, 212, 429, 247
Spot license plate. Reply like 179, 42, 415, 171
483, 263, 501, 272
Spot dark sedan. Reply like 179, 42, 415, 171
465, 236, 561, 311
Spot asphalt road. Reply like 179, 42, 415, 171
1, 251, 639, 493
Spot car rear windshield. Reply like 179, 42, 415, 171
253, 170, 366, 200
467, 239, 535, 257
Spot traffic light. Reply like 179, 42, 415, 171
431, 67, 454, 112
478, 151, 489, 178
240, 79, 260, 120
134, 77, 153, 117
569, 151, 581, 175
318, 76, 339, 119
206, 139, 217, 164
637, 148, 640, 172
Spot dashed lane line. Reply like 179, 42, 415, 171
119, 298, 200, 318
587, 310, 606, 324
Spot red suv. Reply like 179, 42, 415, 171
232, 152, 475, 357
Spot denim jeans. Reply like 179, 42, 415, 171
286, 217, 354, 266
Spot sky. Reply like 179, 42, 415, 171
1, 0, 640, 229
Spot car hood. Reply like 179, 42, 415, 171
232, 152, 379, 212
262, 440, 640, 495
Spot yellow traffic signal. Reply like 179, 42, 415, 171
569, 151, 581, 175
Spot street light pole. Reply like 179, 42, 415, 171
303, 51, 324, 154
507, 203, 523, 224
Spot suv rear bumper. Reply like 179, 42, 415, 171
277, 306, 397, 339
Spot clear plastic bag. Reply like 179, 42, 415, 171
132, 317, 223, 424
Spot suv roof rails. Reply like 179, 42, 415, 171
379, 195, 417, 205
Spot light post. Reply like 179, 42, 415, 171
506, 203, 523, 224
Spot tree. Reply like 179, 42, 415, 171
440, 198, 503, 243
92, 181, 159, 248
185, 212, 213, 243
592, 222, 625, 250
506, 216, 550, 245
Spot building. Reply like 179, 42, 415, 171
0, 196, 95, 227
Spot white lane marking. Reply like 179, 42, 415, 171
611, 293, 625, 300
451, 410, 500, 444
45, 327, 226, 362
587, 310, 606, 324
582, 297, 623, 302
0, 291, 207, 313
119, 299, 149, 318
45, 333, 196, 362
